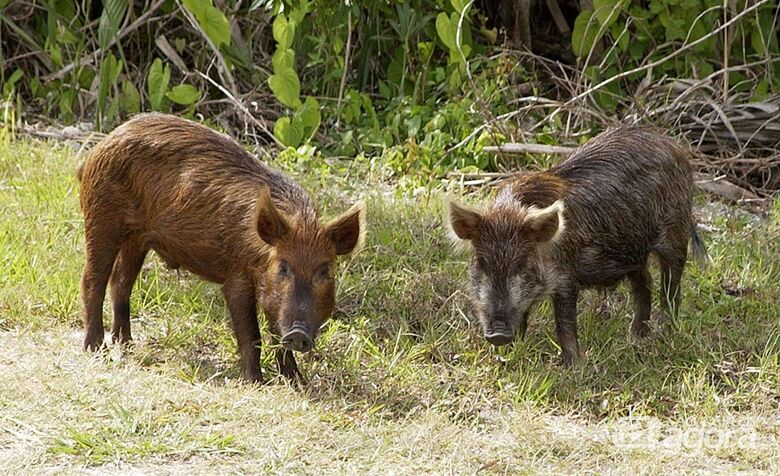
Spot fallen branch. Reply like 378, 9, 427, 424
15, 123, 106, 143
483, 143, 575, 155
693, 172, 760, 202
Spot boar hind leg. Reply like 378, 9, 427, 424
552, 286, 580, 366
109, 239, 148, 344
628, 265, 652, 337
82, 238, 122, 351
223, 277, 263, 382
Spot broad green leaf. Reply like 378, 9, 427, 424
98, 0, 128, 50
571, 10, 600, 58
273, 116, 303, 147
289, 3, 309, 25
166, 84, 200, 105
182, 0, 231, 47
450, 0, 468, 14
592, 0, 625, 30
121, 80, 140, 114
272, 15, 296, 49
298, 96, 321, 135
147, 58, 171, 111
268, 67, 301, 109
272, 48, 295, 72
436, 13, 455, 50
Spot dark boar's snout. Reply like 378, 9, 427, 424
484, 314, 514, 346
281, 323, 314, 353
484, 306, 529, 346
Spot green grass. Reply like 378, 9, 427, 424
1, 139, 779, 473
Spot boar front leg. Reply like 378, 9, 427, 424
222, 277, 263, 382
552, 284, 580, 366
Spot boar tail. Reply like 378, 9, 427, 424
76, 161, 84, 182
690, 222, 710, 269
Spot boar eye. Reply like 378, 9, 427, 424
315, 263, 331, 282
278, 260, 293, 278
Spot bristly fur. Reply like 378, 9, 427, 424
447, 125, 702, 366
78, 112, 365, 382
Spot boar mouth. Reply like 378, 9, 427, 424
281, 324, 314, 353
484, 319, 514, 346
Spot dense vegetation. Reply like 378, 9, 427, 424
1, 1, 780, 472
2, 0, 778, 183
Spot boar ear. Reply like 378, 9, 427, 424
324, 201, 366, 255
446, 200, 483, 243
254, 186, 290, 246
524, 200, 565, 243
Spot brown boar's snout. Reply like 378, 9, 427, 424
281, 324, 314, 353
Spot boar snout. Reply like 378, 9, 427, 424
484, 312, 514, 346
281, 324, 314, 353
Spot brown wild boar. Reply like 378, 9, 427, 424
447, 127, 707, 365
78, 113, 365, 382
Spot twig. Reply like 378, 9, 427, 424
43, 0, 168, 81
196, 71, 283, 148
155, 35, 189, 74
335, 7, 353, 127
483, 143, 575, 155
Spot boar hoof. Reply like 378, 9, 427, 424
485, 331, 513, 347
281, 329, 314, 353
83, 333, 106, 352
241, 368, 264, 384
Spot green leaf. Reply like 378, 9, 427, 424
298, 96, 321, 137
592, 0, 625, 30
436, 13, 455, 50
272, 48, 295, 72
450, 0, 468, 14
147, 58, 171, 111
2, 69, 23, 96
182, 0, 231, 47
120, 80, 140, 114
166, 84, 200, 105
272, 14, 296, 49
268, 67, 301, 109
273, 116, 303, 147
288, 3, 309, 25
98, 0, 128, 51
571, 10, 600, 58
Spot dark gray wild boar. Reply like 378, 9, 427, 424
78, 113, 365, 382
447, 127, 707, 365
